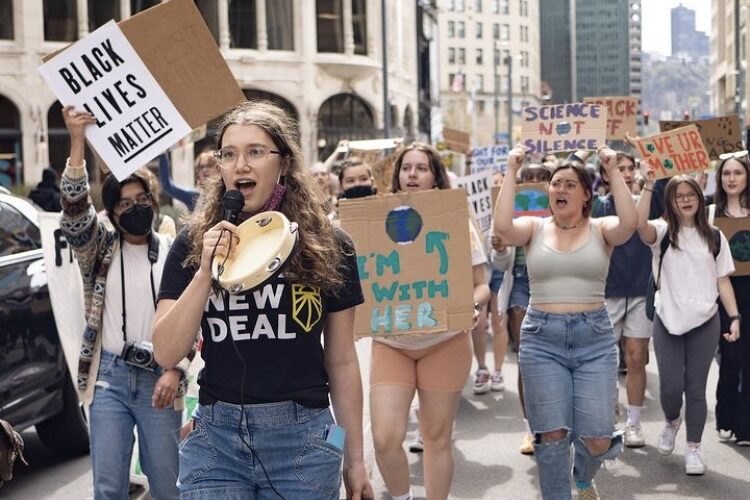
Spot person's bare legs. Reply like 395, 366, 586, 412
418, 388, 463, 500
624, 338, 649, 407
371, 384, 416, 497
470, 305, 490, 369
490, 297, 508, 374
508, 306, 528, 417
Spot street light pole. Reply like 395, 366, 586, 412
494, 40, 499, 144
382, 0, 391, 138
506, 53, 513, 143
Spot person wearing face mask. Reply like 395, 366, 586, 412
59, 106, 193, 500
369, 142, 490, 500
708, 152, 750, 447
152, 101, 373, 499
337, 159, 377, 200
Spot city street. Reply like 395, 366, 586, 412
3, 338, 749, 500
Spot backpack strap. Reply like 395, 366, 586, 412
655, 234, 670, 290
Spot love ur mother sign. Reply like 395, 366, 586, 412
635, 125, 710, 179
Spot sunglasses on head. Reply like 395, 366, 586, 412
718, 150, 749, 160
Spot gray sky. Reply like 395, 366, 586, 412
641, 0, 711, 56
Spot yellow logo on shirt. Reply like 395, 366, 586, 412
291, 285, 322, 333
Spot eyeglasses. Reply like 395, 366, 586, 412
674, 192, 698, 201
115, 192, 152, 213
549, 180, 579, 191
718, 150, 749, 160
213, 146, 281, 167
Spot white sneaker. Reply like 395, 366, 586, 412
624, 422, 645, 448
408, 430, 424, 453
685, 444, 705, 475
473, 368, 491, 394
490, 370, 505, 392
658, 417, 681, 456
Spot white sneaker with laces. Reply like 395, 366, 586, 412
658, 417, 681, 456
685, 444, 705, 475
624, 422, 645, 448
408, 430, 424, 453
490, 370, 505, 392
473, 368, 491, 394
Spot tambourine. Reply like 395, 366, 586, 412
211, 211, 299, 294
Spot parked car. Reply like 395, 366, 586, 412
0, 192, 89, 456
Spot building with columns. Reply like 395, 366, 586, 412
0, 0, 426, 189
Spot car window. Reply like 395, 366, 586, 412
0, 201, 41, 257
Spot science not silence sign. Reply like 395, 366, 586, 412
339, 189, 475, 339
38, 0, 244, 180
520, 102, 608, 154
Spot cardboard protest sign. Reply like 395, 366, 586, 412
491, 182, 550, 218
471, 145, 509, 174
583, 96, 638, 140
456, 170, 494, 236
339, 189, 475, 338
38, 0, 244, 180
659, 115, 744, 160
443, 128, 471, 153
714, 217, 750, 276
635, 125, 710, 179
521, 102, 607, 154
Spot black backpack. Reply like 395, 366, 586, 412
645, 227, 721, 321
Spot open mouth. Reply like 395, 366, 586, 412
555, 198, 568, 208
235, 179, 256, 196
405, 182, 421, 188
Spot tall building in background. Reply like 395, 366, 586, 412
437, 0, 542, 145
539, 0, 573, 103
671, 3, 709, 60
711, 0, 748, 122
0, 0, 422, 188
539, 0, 641, 104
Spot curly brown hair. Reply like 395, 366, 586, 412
182, 100, 346, 293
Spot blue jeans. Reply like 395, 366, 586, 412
90, 350, 181, 500
509, 264, 530, 309
178, 401, 343, 499
519, 307, 622, 500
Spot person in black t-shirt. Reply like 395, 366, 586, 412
153, 101, 373, 500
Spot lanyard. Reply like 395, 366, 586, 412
120, 235, 157, 342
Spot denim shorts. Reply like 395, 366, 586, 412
509, 264, 530, 309
489, 267, 504, 294
518, 306, 617, 439
178, 401, 342, 499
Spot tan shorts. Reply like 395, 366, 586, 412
370, 331, 472, 392
606, 296, 653, 340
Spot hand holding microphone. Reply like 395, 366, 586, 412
199, 190, 245, 276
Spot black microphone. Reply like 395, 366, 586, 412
221, 190, 245, 224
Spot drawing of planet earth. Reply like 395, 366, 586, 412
729, 230, 750, 261
385, 206, 423, 245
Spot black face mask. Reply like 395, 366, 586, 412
117, 204, 154, 236
340, 185, 376, 199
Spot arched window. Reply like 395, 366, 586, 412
0, 95, 21, 187
317, 93, 376, 159
47, 101, 98, 182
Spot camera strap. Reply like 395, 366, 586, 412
120, 234, 157, 342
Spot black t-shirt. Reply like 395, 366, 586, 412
158, 227, 364, 408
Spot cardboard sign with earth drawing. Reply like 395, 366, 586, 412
714, 217, 750, 276
491, 182, 551, 218
635, 125, 710, 179
338, 189, 475, 339
520, 102, 608, 154
658, 115, 743, 161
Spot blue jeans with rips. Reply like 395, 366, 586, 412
519, 306, 623, 500
178, 401, 343, 500
90, 350, 181, 500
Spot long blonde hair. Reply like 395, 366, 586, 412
183, 101, 346, 293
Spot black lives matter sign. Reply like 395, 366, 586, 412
39, 20, 190, 180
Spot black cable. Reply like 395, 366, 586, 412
209, 229, 286, 500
